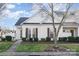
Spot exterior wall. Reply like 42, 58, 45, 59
15, 26, 21, 40
78, 27, 79, 36
22, 26, 26, 38
16, 24, 79, 40
21, 24, 64, 40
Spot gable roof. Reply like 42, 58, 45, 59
15, 10, 79, 26
15, 17, 28, 26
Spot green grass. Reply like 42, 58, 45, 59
0, 42, 13, 52
16, 43, 48, 52
16, 43, 79, 52
60, 44, 79, 52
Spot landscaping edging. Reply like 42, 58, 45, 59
0, 52, 79, 56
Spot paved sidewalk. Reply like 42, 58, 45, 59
0, 52, 79, 56
7, 40, 22, 52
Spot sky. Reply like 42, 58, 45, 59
0, 3, 79, 30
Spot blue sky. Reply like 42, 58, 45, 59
0, 3, 32, 29
0, 3, 79, 30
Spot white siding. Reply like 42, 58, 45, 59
21, 24, 62, 40
78, 27, 79, 36
15, 26, 21, 39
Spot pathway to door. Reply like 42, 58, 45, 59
7, 39, 22, 52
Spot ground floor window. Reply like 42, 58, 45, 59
33, 28, 38, 38
26, 28, 28, 38
47, 28, 50, 37
26, 28, 31, 38
47, 28, 53, 38
20, 29, 22, 38
49, 30, 53, 38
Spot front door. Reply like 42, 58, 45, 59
70, 30, 74, 36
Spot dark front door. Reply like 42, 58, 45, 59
70, 30, 74, 36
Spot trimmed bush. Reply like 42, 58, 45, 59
75, 37, 79, 42
22, 38, 26, 42
58, 36, 79, 42
59, 37, 67, 42
68, 36, 76, 42
46, 37, 51, 41
34, 38, 38, 42
1, 37, 6, 41
5, 36, 12, 41
29, 38, 33, 42
41, 38, 46, 42
68, 36, 79, 42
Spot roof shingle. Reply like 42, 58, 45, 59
15, 17, 28, 26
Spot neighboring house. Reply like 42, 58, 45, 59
15, 10, 79, 40
0, 27, 16, 38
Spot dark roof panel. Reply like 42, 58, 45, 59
15, 17, 28, 26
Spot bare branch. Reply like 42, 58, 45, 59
0, 3, 7, 12
56, 3, 72, 37
51, 3, 56, 35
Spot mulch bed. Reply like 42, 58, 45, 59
44, 46, 71, 52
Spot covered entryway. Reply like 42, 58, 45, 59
63, 27, 78, 37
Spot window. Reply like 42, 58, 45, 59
36, 28, 38, 38
49, 30, 53, 38
47, 28, 53, 38
33, 28, 38, 38
28, 29, 31, 38
26, 28, 28, 38
26, 28, 31, 38
20, 29, 22, 38
47, 28, 49, 37
63, 30, 65, 32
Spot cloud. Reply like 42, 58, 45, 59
6, 4, 16, 9
53, 3, 67, 11
1, 9, 32, 20
32, 3, 67, 14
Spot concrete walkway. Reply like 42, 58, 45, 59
0, 52, 79, 56
7, 40, 22, 52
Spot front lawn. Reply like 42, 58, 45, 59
16, 43, 49, 52
0, 42, 13, 52
16, 43, 79, 52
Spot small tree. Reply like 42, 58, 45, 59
32, 3, 72, 46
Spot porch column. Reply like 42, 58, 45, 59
15, 28, 21, 40
78, 27, 79, 36
22, 27, 26, 38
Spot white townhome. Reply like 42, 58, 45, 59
15, 10, 79, 40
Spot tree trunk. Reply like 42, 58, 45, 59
53, 27, 58, 47
53, 34, 58, 47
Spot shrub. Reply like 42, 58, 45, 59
46, 37, 51, 41
41, 38, 46, 42
1, 37, 6, 41
22, 38, 26, 42
29, 38, 33, 42
59, 37, 67, 42
68, 36, 76, 42
74, 37, 79, 42
34, 37, 38, 42
5, 36, 12, 41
